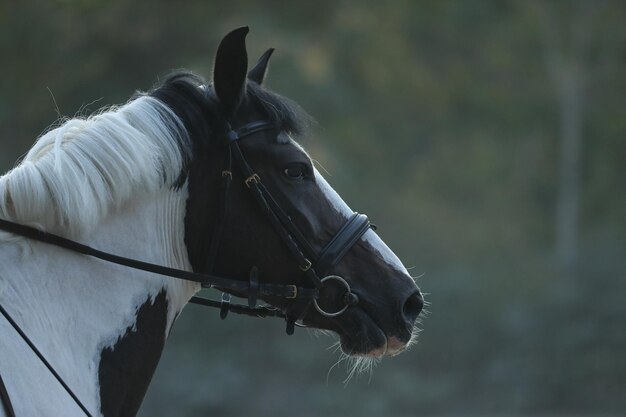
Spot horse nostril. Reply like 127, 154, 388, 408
402, 291, 424, 325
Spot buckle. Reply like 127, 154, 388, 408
244, 173, 260, 188
220, 292, 231, 320
226, 130, 239, 142
286, 285, 298, 299
299, 259, 312, 272
221, 170, 232, 179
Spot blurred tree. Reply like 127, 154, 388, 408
535, 0, 593, 275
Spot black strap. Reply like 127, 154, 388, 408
226, 121, 321, 282
0, 219, 316, 301
229, 142, 320, 281
203, 147, 233, 274
0, 303, 94, 417
255, 181, 318, 262
233, 120, 276, 140
0, 372, 16, 417
315, 213, 370, 276
190, 295, 286, 319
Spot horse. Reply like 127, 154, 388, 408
0, 27, 423, 417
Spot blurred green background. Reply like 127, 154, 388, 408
1, 1, 625, 416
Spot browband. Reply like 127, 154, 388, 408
226, 120, 275, 143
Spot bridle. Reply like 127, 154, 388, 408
199, 119, 373, 333
0, 118, 372, 416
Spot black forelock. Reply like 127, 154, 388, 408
245, 81, 314, 137
148, 71, 313, 149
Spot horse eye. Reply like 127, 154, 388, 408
284, 163, 307, 180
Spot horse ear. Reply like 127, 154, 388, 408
247, 48, 275, 85
213, 26, 249, 117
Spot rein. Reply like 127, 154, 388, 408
0, 119, 372, 416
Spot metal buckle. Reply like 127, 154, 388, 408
221, 170, 232, 179
299, 259, 312, 271
244, 173, 260, 188
286, 285, 298, 299
220, 292, 231, 320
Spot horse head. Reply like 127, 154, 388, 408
155, 27, 424, 357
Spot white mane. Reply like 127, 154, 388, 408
0, 96, 189, 238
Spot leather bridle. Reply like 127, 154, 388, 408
0, 119, 372, 417
196, 119, 373, 334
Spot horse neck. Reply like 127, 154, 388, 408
0, 187, 199, 417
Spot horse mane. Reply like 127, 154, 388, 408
0, 96, 190, 238
0, 71, 312, 239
